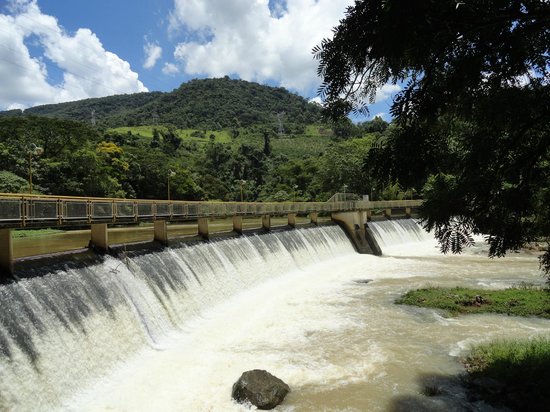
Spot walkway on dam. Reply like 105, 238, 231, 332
0, 193, 421, 228
0, 193, 422, 277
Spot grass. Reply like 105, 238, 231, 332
462, 338, 550, 411
13, 228, 64, 238
108, 124, 340, 159
397, 286, 550, 410
108, 126, 232, 143
395, 286, 550, 318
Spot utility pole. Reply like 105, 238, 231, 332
276, 112, 284, 137
27, 144, 44, 194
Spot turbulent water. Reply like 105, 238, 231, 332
0, 221, 547, 411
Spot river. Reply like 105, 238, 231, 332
0, 221, 547, 411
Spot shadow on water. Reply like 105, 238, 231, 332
389, 372, 487, 412
390, 365, 550, 412
0, 232, 271, 369
0, 252, 126, 370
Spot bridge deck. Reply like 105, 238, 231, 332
0, 193, 422, 229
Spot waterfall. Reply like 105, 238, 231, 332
0, 226, 355, 411
368, 219, 430, 249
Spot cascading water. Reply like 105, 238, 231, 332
0, 221, 547, 411
0, 226, 355, 411
368, 219, 431, 248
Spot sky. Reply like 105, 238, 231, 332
0, 0, 398, 120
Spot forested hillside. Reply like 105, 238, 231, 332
0, 77, 402, 202
2, 77, 322, 130
0, 115, 395, 202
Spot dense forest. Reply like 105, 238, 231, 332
0, 78, 397, 202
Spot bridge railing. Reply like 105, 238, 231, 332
0, 193, 422, 228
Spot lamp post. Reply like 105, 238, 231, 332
238, 180, 246, 202
342, 184, 348, 202
28, 143, 43, 194
293, 184, 298, 202
167, 170, 176, 200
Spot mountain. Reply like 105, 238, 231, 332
2, 77, 323, 129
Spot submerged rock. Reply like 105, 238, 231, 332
231, 369, 290, 410
353, 278, 373, 284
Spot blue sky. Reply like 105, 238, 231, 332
0, 0, 397, 120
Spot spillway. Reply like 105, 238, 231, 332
0, 221, 546, 411
0, 226, 355, 410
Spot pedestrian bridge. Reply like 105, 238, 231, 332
0, 193, 422, 276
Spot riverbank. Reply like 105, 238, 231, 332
396, 285, 550, 318
397, 286, 550, 411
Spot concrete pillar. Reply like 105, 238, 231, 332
154, 220, 168, 245
198, 217, 209, 239
233, 215, 243, 234
384, 208, 392, 219
366, 209, 372, 221
288, 213, 296, 228
405, 207, 412, 218
262, 214, 271, 231
0, 229, 13, 277
90, 223, 109, 251
310, 212, 318, 225
331, 211, 382, 255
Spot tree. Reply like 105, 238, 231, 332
315, 0, 550, 271
150, 128, 161, 148
315, 136, 377, 198
359, 116, 388, 134
262, 128, 272, 156
0, 171, 29, 193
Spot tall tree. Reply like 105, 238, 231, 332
315, 0, 550, 271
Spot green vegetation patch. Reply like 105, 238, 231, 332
13, 228, 64, 238
108, 126, 232, 143
396, 286, 550, 318
463, 338, 550, 411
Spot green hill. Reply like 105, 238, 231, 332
0, 78, 389, 202
3, 77, 322, 130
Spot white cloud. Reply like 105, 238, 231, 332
0, 0, 147, 110
169, 0, 353, 94
162, 62, 179, 75
143, 39, 162, 69
374, 84, 401, 103
308, 96, 323, 105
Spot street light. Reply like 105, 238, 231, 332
342, 184, 348, 202
238, 180, 246, 202
167, 169, 176, 200
28, 143, 43, 194
293, 184, 298, 202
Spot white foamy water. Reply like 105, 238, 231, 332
0, 222, 548, 411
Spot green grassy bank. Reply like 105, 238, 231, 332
463, 338, 550, 411
396, 286, 550, 410
396, 286, 550, 318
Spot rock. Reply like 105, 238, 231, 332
232, 369, 290, 410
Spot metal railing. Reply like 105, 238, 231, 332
0, 193, 423, 228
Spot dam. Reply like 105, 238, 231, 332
0, 219, 546, 411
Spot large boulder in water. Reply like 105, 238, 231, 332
231, 369, 290, 409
